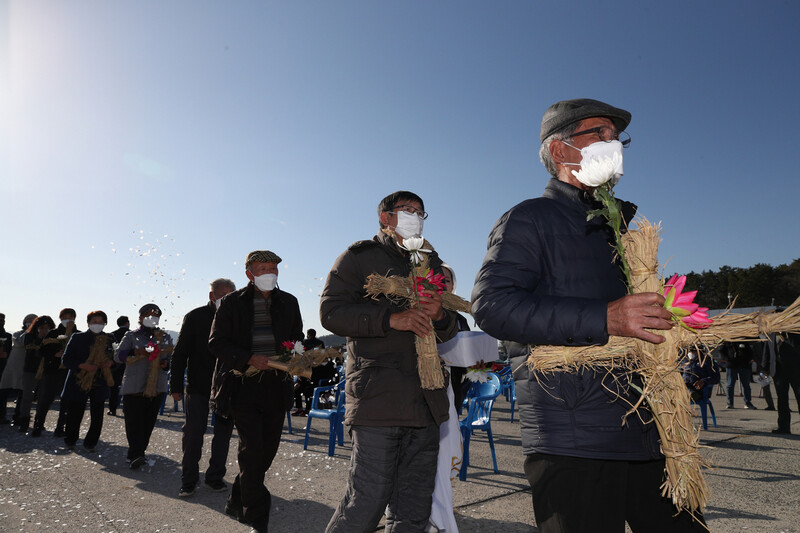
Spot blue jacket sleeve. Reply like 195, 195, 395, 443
471, 205, 609, 346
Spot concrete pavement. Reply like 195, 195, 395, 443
1, 390, 798, 532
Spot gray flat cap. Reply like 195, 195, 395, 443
540, 98, 631, 142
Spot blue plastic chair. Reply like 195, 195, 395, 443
459, 373, 501, 480
303, 380, 346, 456
496, 366, 517, 422
691, 383, 717, 430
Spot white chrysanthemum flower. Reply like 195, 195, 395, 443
465, 367, 490, 383
293, 341, 305, 355
571, 151, 623, 188
400, 236, 431, 264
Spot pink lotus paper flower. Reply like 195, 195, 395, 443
663, 274, 713, 330
416, 269, 446, 295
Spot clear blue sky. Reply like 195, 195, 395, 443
2, 1, 798, 335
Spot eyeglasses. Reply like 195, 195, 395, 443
390, 204, 428, 220
569, 126, 631, 148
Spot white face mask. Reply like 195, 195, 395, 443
61, 319, 74, 328
88, 324, 105, 334
142, 316, 160, 328
564, 140, 624, 187
253, 273, 278, 292
394, 210, 424, 239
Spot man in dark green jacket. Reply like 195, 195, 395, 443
321, 191, 458, 533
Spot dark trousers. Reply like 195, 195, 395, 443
123, 393, 164, 460
228, 401, 285, 526
108, 386, 121, 413
181, 392, 234, 485
33, 372, 67, 431
0, 388, 12, 421
326, 422, 441, 533
726, 366, 753, 405
524, 453, 706, 533
64, 388, 106, 448
294, 379, 314, 411
775, 359, 800, 432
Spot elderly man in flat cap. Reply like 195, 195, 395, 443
114, 303, 173, 469
472, 99, 706, 532
209, 250, 303, 533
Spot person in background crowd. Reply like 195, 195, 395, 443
722, 342, 757, 409
472, 98, 706, 531
681, 349, 719, 403
321, 191, 458, 533
61, 310, 114, 451
31, 308, 79, 437
293, 329, 332, 416
171, 278, 236, 498
107, 316, 130, 416
210, 250, 303, 533
0, 314, 13, 423
0, 314, 37, 425
762, 332, 800, 434
115, 304, 173, 470
18, 315, 56, 433
303, 328, 324, 350
441, 263, 471, 410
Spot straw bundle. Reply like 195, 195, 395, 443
364, 274, 472, 315
362, 237, 469, 390
139, 330, 172, 398
528, 218, 714, 516
76, 334, 114, 392
411, 240, 445, 390
265, 347, 343, 379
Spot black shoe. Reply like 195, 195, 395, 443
765, 406, 776, 411
744, 403, 757, 410
53, 428, 65, 437
107, 411, 116, 416
249, 521, 268, 533
84, 445, 96, 453
225, 501, 245, 523
65, 441, 76, 450
129, 456, 146, 470
205, 479, 227, 492
772, 428, 791, 434
178, 483, 196, 498
726, 404, 734, 409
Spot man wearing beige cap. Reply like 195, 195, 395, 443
210, 250, 303, 533
472, 99, 706, 532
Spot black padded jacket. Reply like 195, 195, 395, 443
472, 178, 661, 461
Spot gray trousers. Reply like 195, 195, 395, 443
325, 422, 440, 533
18, 373, 38, 423
181, 392, 234, 485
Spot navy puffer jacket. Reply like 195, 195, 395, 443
472, 178, 661, 460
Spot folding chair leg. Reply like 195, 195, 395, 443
303, 418, 313, 450
327, 419, 336, 456
459, 426, 471, 481
487, 426, 498, 473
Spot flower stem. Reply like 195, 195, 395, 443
593, 185, 634, 294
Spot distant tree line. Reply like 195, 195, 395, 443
679, 258, 800, 309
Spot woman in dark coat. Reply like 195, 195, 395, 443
18, 315, 56, 433
62, 310, 115, 451
31, 308, 79, 437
